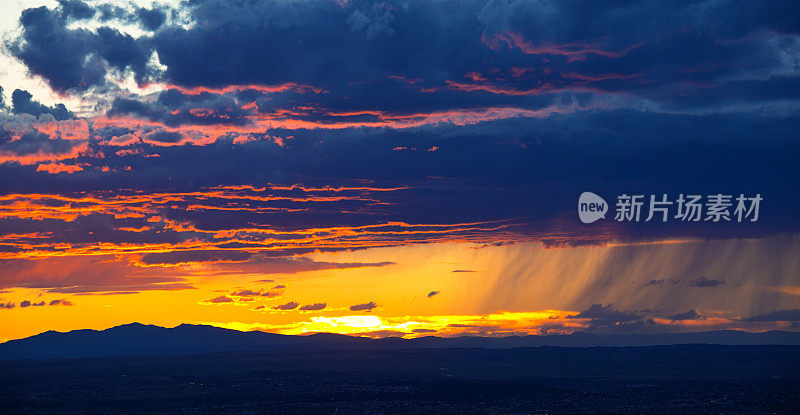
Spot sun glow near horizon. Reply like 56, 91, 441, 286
2, 237, 798, 342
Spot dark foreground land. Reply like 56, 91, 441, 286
1, 345, 799, 414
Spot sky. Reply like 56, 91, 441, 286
0, 0, 798, 342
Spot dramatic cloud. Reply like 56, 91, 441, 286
6, 0, 798, 117
670, 309, 703, 321
8, 5, 154, 92
135, 6, 167, 31
568, 304, 643, 330
0, 0, 797, 340
11, 89, 72, 120
58, 0, 95, 20
0, 124, 87, 165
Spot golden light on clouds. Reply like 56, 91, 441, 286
2, 235, 798, 342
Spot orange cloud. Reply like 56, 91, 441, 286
35, 163, 84, 174
482, 31, 641, 62
162, 83, 325, 96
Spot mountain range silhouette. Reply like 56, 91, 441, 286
2, 323, 799, 360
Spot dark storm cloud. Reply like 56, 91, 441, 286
0, 128, 81, 161
690, 277, 727, 288
0, 0, 798, 264
568, 306, 658, 333
8, 0, 798, 113
108, 93, 251, 128
670, 309, 703, 321
569, 304, 639, 322
742, 309, 800, 322
0, 89, 87, 164
28, 0, 787, 124
349, 301, 377, 311
10, 89, 72, 120
1, 110, 798, 248
568, 304, 641, 329
89, 2, 168, 31
149, 0, 465, 88
135, 6, 167, 31
95, 3, 126, 22
8, 5, 153, 92
57, 0, 94, 20
147, 0, 797, 95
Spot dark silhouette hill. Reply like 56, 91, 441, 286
2, 323, 799, 360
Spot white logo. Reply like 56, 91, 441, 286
578, 192, 608, 224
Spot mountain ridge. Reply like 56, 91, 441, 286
2, 323, 799, 360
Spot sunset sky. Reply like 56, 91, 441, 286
0, 0, 798, 342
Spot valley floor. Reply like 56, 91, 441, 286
1, 346, 799, 414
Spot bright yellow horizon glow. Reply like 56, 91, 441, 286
1, 235, 799, 343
